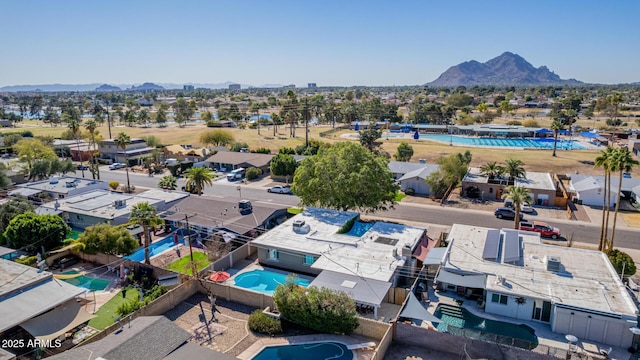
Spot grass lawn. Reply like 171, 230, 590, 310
166, 251, 210, 275
287, 207, 303, 215
88, 288, 139, 330
395, 192, 407, 202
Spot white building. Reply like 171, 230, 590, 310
437, 224, 638, 347
99, 138, 155, 164
10, 176, 109, 200
569, 174, 640, 207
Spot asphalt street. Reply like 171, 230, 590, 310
96, 167, 639, 250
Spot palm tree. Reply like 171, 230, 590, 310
608, 148, 639, 251
608, 92, 624, 123
84, 119, 99, 179
158, 175, 177, 190
67, 117, 85, 178
550, 120, 564, 157
114, 132, 132, 192
594, 146, 616, 251
129, 202, 162, 265
502, 186, 532, 229
503, 158, 527, 184
479, 162, 505, 181
183, 167, 215, 195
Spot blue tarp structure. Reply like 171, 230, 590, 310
558, 129, 571, 135
580, 131, 603, 139
535, 128, 553, 134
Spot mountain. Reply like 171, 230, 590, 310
0, 83, 103, 92
428, 52, 583, 86
95, 84, 121, 92
128, 82, 165, 91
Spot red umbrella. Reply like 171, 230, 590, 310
209, 271, 230, 282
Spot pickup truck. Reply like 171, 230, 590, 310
519, 221, 561, 239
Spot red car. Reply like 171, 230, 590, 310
519, 221, 561, 239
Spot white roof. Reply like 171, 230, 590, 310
398, 164, 440, 181
17, 176, 109, 195
463, 167, 556, 191
251, 207, 426, 282
442, 224, 637, 318
388, 161, 429, 175
571, 174, 638, 192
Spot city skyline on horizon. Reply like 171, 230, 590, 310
1, 1, 639, 88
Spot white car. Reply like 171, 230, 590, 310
521, 202, 534, 213
267, 185, 292, 194
109, 163, 127, 170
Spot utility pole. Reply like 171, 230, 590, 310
305, 97, 309, 148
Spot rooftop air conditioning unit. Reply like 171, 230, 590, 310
546, 256, 561, 272
50, 176, 59, 184
292, 219, 310, 234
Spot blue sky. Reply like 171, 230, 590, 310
1, 0, 639, 87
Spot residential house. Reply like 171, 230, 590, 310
250, 207, 427, 319
162, 196, 288, 240
36, 189, 189, 229
10, 176, 110, 200
47, 316, 236, 360
462, 167, 558, 206
204, 152, 274, 174
436, 224, 637, 347
99, 138, 154, 164
569, 174, 640, 207
53, 139, 93, 162
388, 161, 428, 180
0, 259, 89, 353
397, 165, 440, 195
163, 144, 210, 163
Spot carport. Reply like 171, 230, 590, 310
309, 270, 391, 320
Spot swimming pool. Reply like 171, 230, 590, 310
252, 342, 353, 360
124, 235, 177, 262
344, 221, 374, 237
418, 134, 586, 150
434, 304, 538, 349
60, 270, 110, 291
234, 269, 310, 295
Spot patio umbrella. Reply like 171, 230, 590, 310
413, 131, 419, 140
354, 123, 360, 131
209, 271, 230, 282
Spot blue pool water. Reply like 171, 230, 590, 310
252, 342, 353, 360
434, 304, 538, 349
418, 134, 586, 150
124, 235, 178, 262
344, 221, 374, 237
60, 270, 110, 291
234, 269, 310, 295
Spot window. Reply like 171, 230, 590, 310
489, 187, 493, 194
491, 293, 508, 305
303, 255, 316, 265
267, 248, 279, 260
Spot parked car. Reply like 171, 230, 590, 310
226, 168, 245, 181
109, 163, 127, 170
77, 164, 89, 170
519, 221, 561, 239
521, 202, 534, 213
267, 185, 291, 194
494, 208, 524, 220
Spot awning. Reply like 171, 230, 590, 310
413, 236, 437, 262
8, 188, 42, 197
310, 270, 391, 307
423, 247, 447, 266
20, 300, 94, 341
400, 292, 441, 323
436, 270, 486, 289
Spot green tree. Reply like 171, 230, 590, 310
292, 142, 398, 213
183, 167, 215, 195
4, 212, 70, 253
114, 132, 132, 192
426, 152, 471, 200
273, 278, 358, 334
155, 107, 167, 127
14, 138, 57, 175
550, 120, 564, 157
394, 142, 414, 162
608, 148, 639, 251
503, 158, 526, 183
358, 127, 384, 155
84, 119, 100, 179
479, 162, 505, 180
129, 202, 162, 264
137, 109, 150, 127
499, 100, 514, 115
200, 110, 213, 122
270, 153, 297, 182
67, 116, 86, 177
501, 186, 532, 229
0, 196, 34, 245
608, 249, 636, 278
0, 166, 10, 190
158, 175, 177, 190
608, 92, 624, 123
200, 130, 235, 147
75, 223, 138, 256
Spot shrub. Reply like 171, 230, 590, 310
505, 120, 522, 126
230, 142, 249, 152
248, 310, 282, 335
109, 181, 120, 190
246, 167, 262, 180
251, 147, 271, 154
16, 255, 37, 266
116, 285, 168, 317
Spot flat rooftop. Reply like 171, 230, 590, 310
17, 176, 109, 194
38, 189, 189, 220
443, 224, 637, 317
463, 167, 556, 191
251, 207, 426, 282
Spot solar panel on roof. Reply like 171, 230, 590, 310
502, 230, 521, 263
482, 229, 500, 260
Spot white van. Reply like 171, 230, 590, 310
227, 168, 246, 181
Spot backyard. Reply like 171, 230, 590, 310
166, 251, 211, 275
87, 288, 139, 330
